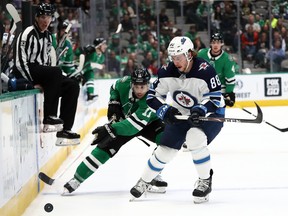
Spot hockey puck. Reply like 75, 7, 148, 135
44, 203, 53, 212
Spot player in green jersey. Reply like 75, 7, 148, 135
83, 38, 107, 100
52, 21, 76, 77
197, 32, 236, 107
63, 68, 167, 194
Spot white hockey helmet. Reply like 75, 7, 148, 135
167, 36, 194, 60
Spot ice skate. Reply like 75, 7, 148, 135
56, 130, 80, 146
192, 169, 213, 204
62, 178, 81, 195
130, 178, 149, 201
43, 116, 64, 132
148, 174, 167, 193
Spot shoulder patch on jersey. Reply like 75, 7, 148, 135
199, 62, 209, 71
161, 64, 168, 70
121, 76, 129, 82
173, 90, 197, 109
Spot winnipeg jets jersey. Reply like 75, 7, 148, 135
147, 57, 225, 115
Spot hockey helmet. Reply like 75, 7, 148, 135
83, 44, 96, 55
36, 3, 55, 17
93, 37, 107, 48
211, 32, 224, 43
131, 68, 151, 85
57, 21, 69, 31
167, 36, 194, 59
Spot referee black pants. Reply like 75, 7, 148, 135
28, 64, 79, 130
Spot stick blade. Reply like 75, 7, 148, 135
253, 102, 263, 123
6, 4, 21, 23
38, 172, 55, 185
115, 23, 122, 34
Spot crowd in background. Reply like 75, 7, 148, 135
2, 0, 288, 88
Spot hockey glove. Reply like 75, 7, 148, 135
107, 100, 125, 122
91, 124, 117, 147
189, 105, 207, 127
156, 104, 182, 125
223, 92, 235, 107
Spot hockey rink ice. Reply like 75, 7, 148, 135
22, 106, 288, 216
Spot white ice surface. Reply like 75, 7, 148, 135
22, 106, 288, 216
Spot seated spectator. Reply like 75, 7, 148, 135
121, 14, 134, 33
265, 39, 286, 72
193, 36, 206, 52
241, 25, 259, 61
107, 51, 121, 77
184, 24, 198, 42
142, 51, 153, 68
245, 14, 261, 33
122, 58, 136, 76
254, 32, 269, 68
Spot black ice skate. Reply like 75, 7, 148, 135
148, 174, 167, 193
56, 130, 80, 146
63, 178, 81, 195
43, 116, 64, 132
192, 169, 213, 204
130, 178, 149, 201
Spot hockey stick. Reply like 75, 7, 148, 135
56, 46, 69, 63
38, 141, 91, 186
56, 23, 72, 54
68, 54, 85, 78
235, 104, 288, 132
175, 102, 263, 123
1, 4, 22, 72
115, 23, 122, 34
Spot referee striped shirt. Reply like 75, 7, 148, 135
14, 24, 52, 81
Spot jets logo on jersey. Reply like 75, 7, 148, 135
173, 90, 197, 108
199, 62, 209, 71
161, 64, 168, 70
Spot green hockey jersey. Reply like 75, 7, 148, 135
52, 34, 75, 75
109, 76, 158, 136
197, 48, 236, 93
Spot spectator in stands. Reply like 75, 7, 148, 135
241, 25, 259, 61
193, 36, 206, 52
121, 14, 134, 33
116, 48, 129, 73
123, 58, 136, 76
147, 59, 158, 76
159, 8, 169, 28
254, 31, 270, 68
142, 51, 153, 69
107, 51, 121, 77
265, 38, 286, 72
245, 14, 261, 33
196, 0, 212, 31
108, 34, 120, 54
120, 1, 136, 18
184, 24, 198, 43
241, 0, 253, 17
211, 5, 223, 31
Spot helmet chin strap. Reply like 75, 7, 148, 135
183, 53, 193, 72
